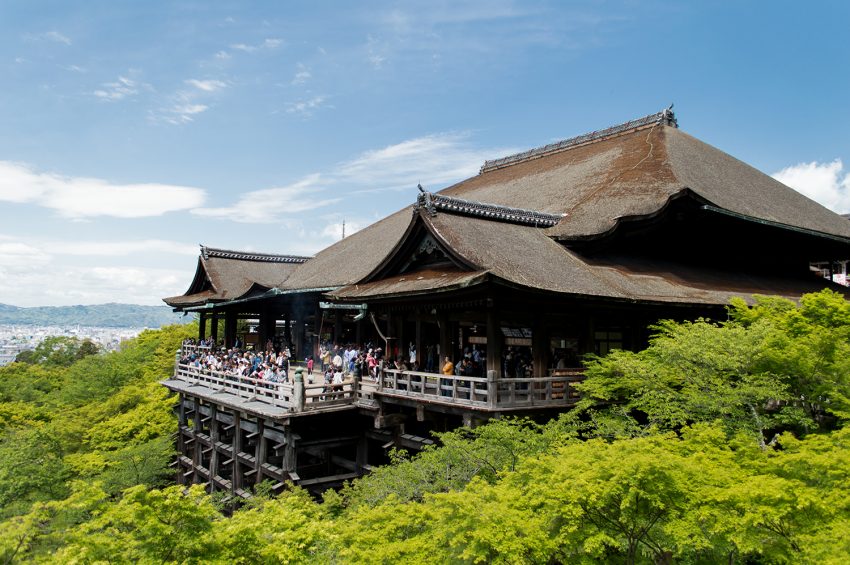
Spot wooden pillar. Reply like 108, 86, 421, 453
284, 313, 292, 348
192, 397, 203, 484
334, 312, 343, 346
282, 427, 297, 477
177, 394, 187, 485
208, 405, 219, 491
256, 310, 267, 350
438, 312, 451, 365
395, 315, 404, 362
255, 419, 267, 484
313, 307, 323, 359
210, 313, 219, 346
294, 318, 304, 360
486, 303, 502, 378
224, 311, 237, 348
532, 317, 548, 379
232, 413, 242, 494
198, 313, 207, 340
355, 435, 369, 473
415, 319, 422, 369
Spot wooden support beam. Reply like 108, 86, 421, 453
297, 472, 359, 487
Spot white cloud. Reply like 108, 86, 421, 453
292, 63, 311, 85
26, 31, 72, 45
772, 159, 850, 213
337, 132, 518, 193
0, 234, 201, 306
0, 161, 206, 219
215, 50, 232, 60
0, 263, 189, 306
93, 76, 139, 101
230, 38, 282, 54
191, 174, 341, 223
185, 79, 227, 92
50, 239, 199, 257
62, 64, 86, 73
192, 132, 516, 224
286, 95, 329, 117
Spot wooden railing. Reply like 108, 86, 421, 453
379, 368, 584, 409
175, 363, 295, 409
379, 370, 491, 407
172, 363, 357, 413
180, 343, 213, 357
171, 362, 584, 413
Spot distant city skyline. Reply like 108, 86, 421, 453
1, 1, 848, 306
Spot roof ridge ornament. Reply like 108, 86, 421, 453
480, 106, 678, 173
414, 188, 565, 227
199, 245, 311, 264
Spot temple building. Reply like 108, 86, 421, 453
162, 108, 850, 496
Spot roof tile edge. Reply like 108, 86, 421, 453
480, 106, 678, 174
200, 245, 311, 264
414, 191, 565, 228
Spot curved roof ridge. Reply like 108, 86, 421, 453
415, 190, 565, 227
200, 245, 311, 263
480, 106, 677, 174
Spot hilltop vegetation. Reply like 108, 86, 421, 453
0, 303, 187, 328
1, 291, 849, 563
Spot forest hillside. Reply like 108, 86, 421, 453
1, 291, 849, 564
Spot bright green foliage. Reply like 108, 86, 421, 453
207, 488, 331, 564
14, 336, 100, 366
0, 323, 194, 553
574, 290, 850, 445
3, 292, 850, 563
338, 417, 562, 509
53, 484, 219, 564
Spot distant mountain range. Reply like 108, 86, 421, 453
0, 303, 191, 328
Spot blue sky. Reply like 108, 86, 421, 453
1, 1, 849, 306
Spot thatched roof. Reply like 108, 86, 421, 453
438, 115, 850, 242
163, 246, 310, 308
166, 109, 850, 309
330, 208, 846, 306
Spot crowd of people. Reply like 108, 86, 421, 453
179, 338, 542, 390
179, 338, 293, 384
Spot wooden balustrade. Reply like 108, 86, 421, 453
180, 343, 213, 356
380, 368, 584, 409
172, 361, 584, 413
174, 363, 295, 409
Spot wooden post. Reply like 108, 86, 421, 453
438, 312, 451, 366
224, 311, 237, 348
487, 369, 498, 409
254, 419, 266, 485
284, 313, 292, 350
334, 312, 343, 346
293, 371, 305, 412
210, 313, 219, 346
282, 427, 297, 477
355, 434, 368, 474
293, 318, 304, 361
208, 404, 219, 490
232, 413, 242, 494
313, 305, 322, 360
199, 313, 207, 340
414, 318, 422, 370
486, 303, 502, 378
192, 397, 203, 484
532, 316, 548, 380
